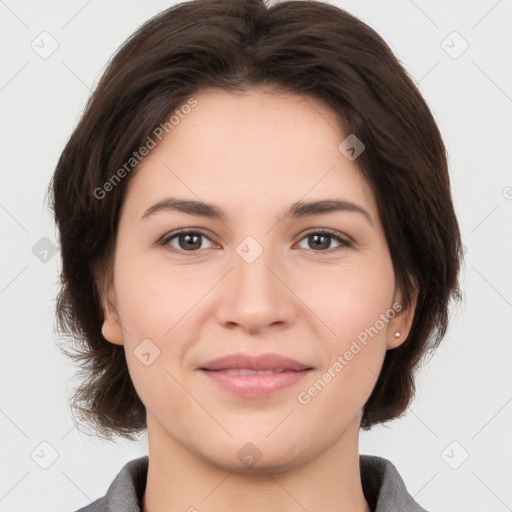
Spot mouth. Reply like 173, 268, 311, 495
199, 368, 313, 397
204, 368, 307, 375
199, 352, 313, 372
198, 353, 314, 397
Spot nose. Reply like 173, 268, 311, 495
215, 239, 298, 334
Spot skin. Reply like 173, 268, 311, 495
100, 88, 417, 512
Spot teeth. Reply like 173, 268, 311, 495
223, 369, 288, 375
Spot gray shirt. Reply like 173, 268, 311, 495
73, 454, 431, 512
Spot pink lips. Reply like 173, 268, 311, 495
198, 352, 313, 398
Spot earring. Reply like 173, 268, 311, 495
393, 331, 401, 338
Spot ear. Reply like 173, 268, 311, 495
386, 278, 419, 350
99, 277, 124, 346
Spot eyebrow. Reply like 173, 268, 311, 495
141, 197, 373, 225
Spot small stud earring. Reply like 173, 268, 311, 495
393, 331, 401, 338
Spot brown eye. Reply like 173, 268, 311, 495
297, 230, 352, 253
162, 230, 214, 253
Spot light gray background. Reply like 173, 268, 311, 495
1, 1, 511, 511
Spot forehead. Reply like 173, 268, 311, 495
122, 89, 378, 222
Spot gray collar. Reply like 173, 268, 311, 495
75, 454, 430, 512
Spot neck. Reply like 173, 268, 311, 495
142, 415, 371, 512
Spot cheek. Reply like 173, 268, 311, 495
316, 258, 395, 339
310, 256, 395, 387
111, 255, 196, 411
114, 240, 396, 348
331, 287, 393, 344
113, 252, 203, 338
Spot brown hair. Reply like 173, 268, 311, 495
48, 0, 463, 440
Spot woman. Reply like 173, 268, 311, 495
49, 0, 462, 510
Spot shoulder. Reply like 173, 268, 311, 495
70, 456, 149, 512
360, 454, 432, 512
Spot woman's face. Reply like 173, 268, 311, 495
101, 88, 415, 472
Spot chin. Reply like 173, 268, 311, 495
207, 450, 305, 475
195, 435, 313, 475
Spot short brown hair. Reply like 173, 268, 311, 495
48, 0, 463, 440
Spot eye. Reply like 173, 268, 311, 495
159, 228, 353, 256
161, 229, 215, 253
296, 229, 353, 253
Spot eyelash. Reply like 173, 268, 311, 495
159, 228, 353, 256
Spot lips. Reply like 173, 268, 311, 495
199, 353, 313, 372
198, 353, 314, 398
